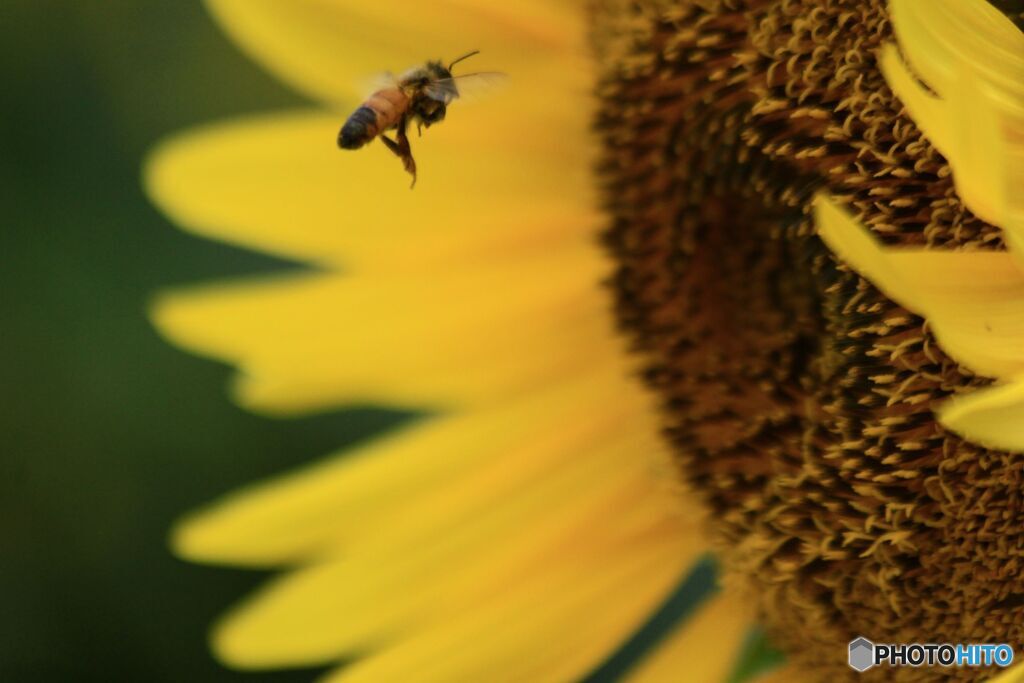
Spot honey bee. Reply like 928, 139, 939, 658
337, 51, 502, 187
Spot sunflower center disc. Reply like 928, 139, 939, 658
593, 0, 1024, 678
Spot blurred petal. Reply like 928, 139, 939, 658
988, 662, 1024, 683
204, 0, 587, 108
152, 246, 616, 413
750, 663, 816, 683
815, 194, 1024, 380
314, 537, 696, 682
172, 370, 665, 566
938, 375, 1024, 453
213, 478, 696, 669
882, 0, 1024, 238
624, 593, 751, 683
145, 111, 595, 269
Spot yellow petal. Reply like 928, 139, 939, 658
152, 244, 617, 413
172, 369, 663, 566
144, 111, 595, 269
988, 662, 1024, 683
882, 0, 1024, 238
887, 0, 1023, 106
180, 370, 701, 669
750, 662, 816, 683
938, 374, 1024, 453
815, 194, 1024, 379
624, 592, 752, 683
204, 0, 587, 108
315, 538, 696, 683
877, 44, 952, 156
213, 474, 695, 669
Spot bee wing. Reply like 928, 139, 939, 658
424, 71, 509, 103
359, 71, 399, 97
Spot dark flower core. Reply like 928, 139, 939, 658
592, 0, 1024, 680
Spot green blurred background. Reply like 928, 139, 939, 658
0, 2, 406, 679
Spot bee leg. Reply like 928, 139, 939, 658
380, 134, 402, 157
395, 118, 417, 188
380, 119, 417, 187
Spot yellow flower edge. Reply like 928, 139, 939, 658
815, 195, 1024, 453
880, 0, 1024, 251
203, 0, 588, 108
990, 663, 1024, 683
812, 0, 1024, 454
147, 0, 757, 680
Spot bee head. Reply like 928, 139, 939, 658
423, 61, 458, 103
420, 51, 479, 103
425, 61, 453, 81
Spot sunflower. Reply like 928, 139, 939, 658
146, 0, 1024, 681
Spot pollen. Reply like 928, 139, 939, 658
593, 0, 1024, 679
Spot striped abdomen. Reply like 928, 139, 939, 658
338, 88, 409, 149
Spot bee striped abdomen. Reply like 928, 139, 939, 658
338, 89, 408, 150
338, 106, 378, 149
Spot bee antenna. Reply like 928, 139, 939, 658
448, 50, 480, 71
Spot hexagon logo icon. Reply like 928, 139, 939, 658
849, 637, 875, 672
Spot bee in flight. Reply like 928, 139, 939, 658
337, 51, 502, 188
